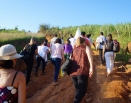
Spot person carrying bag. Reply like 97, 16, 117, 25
69, 37, 93, 103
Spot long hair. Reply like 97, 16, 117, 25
75, 37, 85, 46
0, 60, 13, 69
107, 34, 113, 41
29, 37, 36, 45
42, 39, 48, 46
55, 38, 62, 44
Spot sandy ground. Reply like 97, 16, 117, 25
26, 50, 131, 103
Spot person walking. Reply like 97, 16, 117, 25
67, 34, 74, 41
70, 37, 93, 103
0, 44, 26, 103
63, 39, 73, 60
50, 38, 64, 86
96, 32, 106, 65
86, 34, 96, 48
103, 34, 116, 76
23, 37, 37, 84
81, 31, 91, 48
35, 40, 50, 76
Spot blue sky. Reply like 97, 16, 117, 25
0, 0, 131, 33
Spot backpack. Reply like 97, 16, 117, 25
113, 39, 120, 53
105, 40, 120, 53
20, 44, 32, 61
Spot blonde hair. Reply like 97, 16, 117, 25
75, 37, 85, 46
29, 37, 36, 45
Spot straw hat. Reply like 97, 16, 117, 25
0, 44, 23, 60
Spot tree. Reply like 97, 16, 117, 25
38, 24, 50, 33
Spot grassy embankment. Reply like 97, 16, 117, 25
0, 32, 45, 53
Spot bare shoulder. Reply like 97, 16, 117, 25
12, 71, 26, 87
16, 71, 26, 80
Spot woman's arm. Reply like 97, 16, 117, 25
35, 48, 38, 55
18, 72, 26, 103
61, 46, 65, 62
103, 43, 106, 58
86, 46, 93, 77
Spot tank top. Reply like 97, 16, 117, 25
70, 45, 90, 76
0, 71, 18, 103
105, 40, 113, 52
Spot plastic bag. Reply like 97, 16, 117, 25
59, 68, 64, 77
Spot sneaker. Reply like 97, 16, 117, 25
53, 82, 59, 86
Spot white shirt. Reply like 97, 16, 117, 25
96, 35, 106, 49
50, 43, 64, 59
38, 45, 49, 61
69, 38, 76, 49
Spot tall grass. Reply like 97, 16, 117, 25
1, 22, 131, 62
59, 23, 131, 63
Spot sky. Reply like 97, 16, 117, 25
0, 0, 131, 33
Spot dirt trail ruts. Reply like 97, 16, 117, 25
26, 50, 131, 103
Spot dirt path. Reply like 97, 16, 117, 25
26, 50, 131, 103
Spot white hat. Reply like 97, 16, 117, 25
0, 44, 23, 60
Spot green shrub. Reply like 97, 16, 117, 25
0, 32, 45, 52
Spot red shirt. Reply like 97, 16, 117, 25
70, 45, 90, 76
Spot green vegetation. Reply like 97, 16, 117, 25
0, 31, 45, 52
0, 23, 131, 62
115, 53, 131, 63
60, 23, 131, 46
0, 26, 26, 33
38, 23, 131, 46
38, 24, 60, 36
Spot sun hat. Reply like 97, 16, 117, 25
0, 44, 23, 60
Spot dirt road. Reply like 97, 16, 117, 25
26, 51, 131, 103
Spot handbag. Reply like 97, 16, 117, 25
19, 49, 27, 61
20, 49, 26, 55
19, 44, 30, 61
61, 57, 72, 75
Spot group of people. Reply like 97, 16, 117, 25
0, 28, 117, 103
49, 29, 94, 103
96, 32, 116, 76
